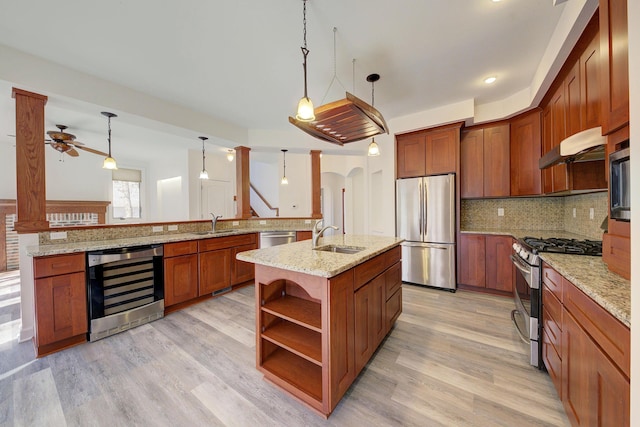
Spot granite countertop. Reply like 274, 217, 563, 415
236, 234, 404, 278
26, 228, 294, 257
462, 228, 630, 328
539, 253, 630, 328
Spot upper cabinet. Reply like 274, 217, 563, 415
460, 124, 510, 198
510, 110, 542, 197
599, 0, 629, 134
540, 12, 606, 195
397, 123, 461, 179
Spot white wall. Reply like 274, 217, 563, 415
627, 0, 639, 424
2, 119, 194, 223
279, 153, 311, 217
321, 172, 345, 235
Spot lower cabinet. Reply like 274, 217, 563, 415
164, 241, 199, 306
541, 262, 630, 427
199, 249, 231, 295
33, 253, 87, 356
164, 233, 258, 308
255, 245, 402, 417
458, 234, 514, 293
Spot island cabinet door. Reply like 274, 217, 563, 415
354, 282, 372, 374
164, 254, 198, 306
327, 270, 355, 411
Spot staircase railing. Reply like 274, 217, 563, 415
250, 183, 279, 217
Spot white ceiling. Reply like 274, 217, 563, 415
0, 0, 570, 153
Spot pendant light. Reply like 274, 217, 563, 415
281, 149, 289, 185
366, 74, 381, 157
295, 0, 315, 121
199, 136, 209, 179
227, 149, 235, 162
101, 112, 118, 169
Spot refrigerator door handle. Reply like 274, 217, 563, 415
418, 180, 423, 238
401, 242, 452, 250
423, 179, 427, 239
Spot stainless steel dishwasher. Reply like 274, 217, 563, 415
259, 231, 296, 247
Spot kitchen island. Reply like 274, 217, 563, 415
236, 234, 403, 417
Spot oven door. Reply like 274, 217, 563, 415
510, 253, 541, 367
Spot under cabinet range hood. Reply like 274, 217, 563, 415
539, 127, 606, 169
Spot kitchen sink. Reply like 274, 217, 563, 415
191, 230, 224, 235
313, 244, 365, 254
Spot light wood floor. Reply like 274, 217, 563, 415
0, 277, 570, 426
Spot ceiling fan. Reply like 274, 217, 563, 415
46, 124, 108, 158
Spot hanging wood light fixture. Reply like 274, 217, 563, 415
288, 28, 388, 146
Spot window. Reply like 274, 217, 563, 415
112, 168, 142, 219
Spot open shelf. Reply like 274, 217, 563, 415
262, 320, 322, 366
261, 347, 322, 402
262, 295, 321, 332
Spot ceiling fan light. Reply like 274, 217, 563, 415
103, 156, 118, 170
296, 97, 315, 121
368, 139, 380, 156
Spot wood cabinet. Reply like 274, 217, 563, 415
396, 123, 461, 178
510, 110, 542, 196
296, 230, 312, 241
599, 0, 629, 134
199, 249, 231, 295
540, 14, 606, 195
255, 245, 401, 417
33, 253, 87, 356
458, 234, 513, 293
460, 124, 510, 198
164, 233, 258, 308
541, 263, 630, 426
458, 234, 486, 288
484, 235, 514, 292
164, 241, 199, 306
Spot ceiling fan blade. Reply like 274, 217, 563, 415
66, 148, 80, 157
75, 145, 109, 157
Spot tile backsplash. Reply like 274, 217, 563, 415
461, 191, 607, 240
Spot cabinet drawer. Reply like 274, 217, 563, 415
385, 288, 402, 330
164, 240, 198, 257
541, 262, 563, 302
384, 246, 401, 268
354, 252, 386, 291
198, 233, 257, 252
542, 329, 562, 400
384, 262, 401, 300
563, 281, 630, 377
542, 287, 562, 354
34, 253, 85, 278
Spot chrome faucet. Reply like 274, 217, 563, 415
312, 219, 338, 248
210, 213, 222, 232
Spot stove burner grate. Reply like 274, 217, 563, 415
522, 237, 602, 256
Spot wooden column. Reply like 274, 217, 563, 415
235, 146, 252, 219
12, 88, 49, 233
310, 150, 322, 218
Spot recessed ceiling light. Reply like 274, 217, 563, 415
491, 0, 502, 3
484, 76, 497, 84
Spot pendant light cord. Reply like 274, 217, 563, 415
320, 27, 347, 105
107, 116, 112, 157
301, 0, 310, 99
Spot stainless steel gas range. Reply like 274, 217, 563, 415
510, 236, 602, 369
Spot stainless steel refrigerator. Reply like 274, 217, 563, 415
396, 174, 456, 291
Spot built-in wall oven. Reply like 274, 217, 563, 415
87, 245, 164, 341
